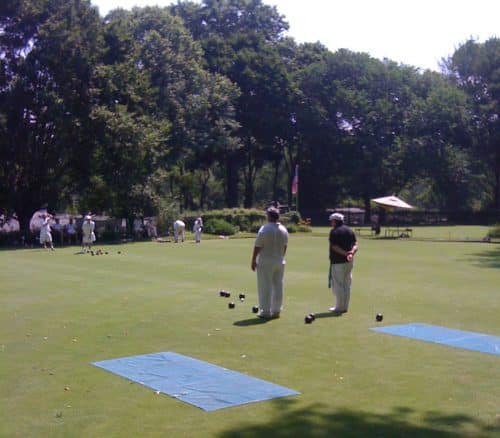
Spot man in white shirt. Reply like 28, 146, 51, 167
251, 206, 288, 319
39, 214, 55, 250
173, 219, 185, 243
81, 215, 96, 253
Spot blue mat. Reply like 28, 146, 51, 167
92, 352, 299, 411
371, 323, 500, 356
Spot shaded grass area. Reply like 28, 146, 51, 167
220, 399, 498, 438
0, 233, 499, 437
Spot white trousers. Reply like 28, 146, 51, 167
256, 261, 285, 316
194, 229, 202, 242
331, 262, 353, 311
174, 225, 185, 242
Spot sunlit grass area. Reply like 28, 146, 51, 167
1, 231, 499, 437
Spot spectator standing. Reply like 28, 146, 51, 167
52, 217, 64, 245
66, 217, 78, 245
133, 217, 144, 239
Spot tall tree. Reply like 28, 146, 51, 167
445, 38, 500, 209
90, 6, 240, 216
0, 0, 103, 231
171, 0, 293, 207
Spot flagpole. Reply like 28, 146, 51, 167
294, 165, 299, 213
296, 173, 299, 214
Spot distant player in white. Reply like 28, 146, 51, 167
173, 219, 185, 243
251, 206, 288, 319
39, 213, 55, 250
193, 217, 203, 243
81, 215, 96, 252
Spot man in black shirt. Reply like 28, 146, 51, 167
328, 212, 358, 314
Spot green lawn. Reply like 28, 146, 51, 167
1, 229, 499, 437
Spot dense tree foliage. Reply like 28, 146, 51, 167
1, 0, 499, 232
445, 38, 500, 209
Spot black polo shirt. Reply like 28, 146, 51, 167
329, 224, 356, 264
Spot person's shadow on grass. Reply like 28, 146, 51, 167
234, 312, 342, 326
313, 311, 343, 319
234, 318, 271, 326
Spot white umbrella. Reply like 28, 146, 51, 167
371, 195, 413, 210
29, 209, 47, 232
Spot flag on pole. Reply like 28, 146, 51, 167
291, 165, 298, 195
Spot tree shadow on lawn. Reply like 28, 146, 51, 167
218, 399, 499, 437
464, 245, 500, 269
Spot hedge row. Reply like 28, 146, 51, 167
182, 208, 303, 235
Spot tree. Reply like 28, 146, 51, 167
445, 38, 500, 209
171, 0, 294, 207
89, 6, 240, 216
0, 0, 103, 232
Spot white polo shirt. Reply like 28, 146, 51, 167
255, 222, 288, 264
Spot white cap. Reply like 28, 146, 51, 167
329, 212, 344, 221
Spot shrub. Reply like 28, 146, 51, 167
182, 208, 265, 233
297, 225, 312, 233
285, 223, 311, 233
282, 211, 301, 225
487, 223, 500, 238
203, 218, 236, 236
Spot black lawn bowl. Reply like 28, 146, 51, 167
308, 313, 316, 321
228, 302, 235, 309
239, 293, 246, 300
376, 313, 384, 322
305, 315, 314, 324
252, 305, 259, 314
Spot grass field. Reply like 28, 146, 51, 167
1, 226, 499, 437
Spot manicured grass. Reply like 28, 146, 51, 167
1, 231, 499, 437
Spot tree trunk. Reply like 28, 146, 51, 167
494, 165, 500, 210
272, 158, 280, 203
225, 153, 239, 207
198, 169, 210, 210
243, 179, 253, 208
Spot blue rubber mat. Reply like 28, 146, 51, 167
371, 323, 500, 356
92, 352, 299, 411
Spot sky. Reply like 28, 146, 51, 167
90, 0, 499, 71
